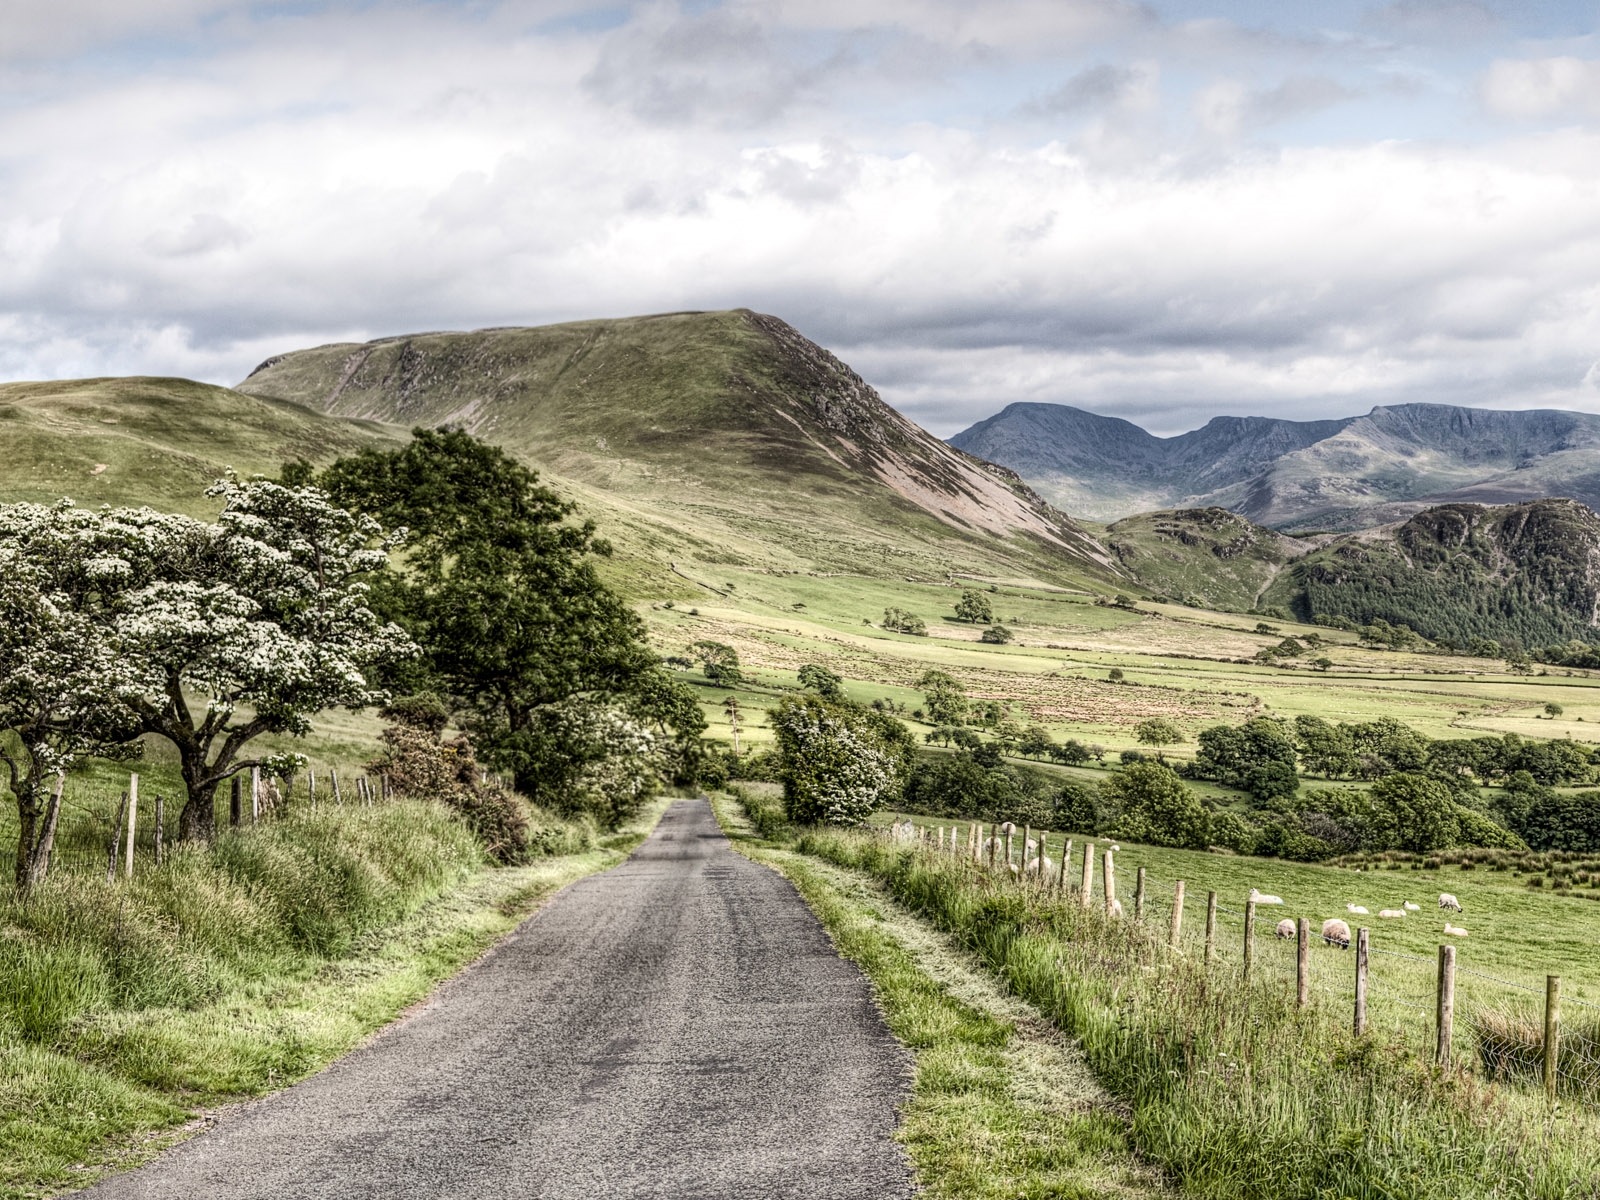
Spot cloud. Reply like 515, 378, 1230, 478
1481, 56, 1600, 119
1194, 74, 1359, 136
1025, 62, 1159, 115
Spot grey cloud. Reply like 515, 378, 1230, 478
143, 212, 250, 259
1025, 63, 1148, 114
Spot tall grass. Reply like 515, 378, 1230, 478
783, 814, 1600, 1200
0, 802, 483, 1044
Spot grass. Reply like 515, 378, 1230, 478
0, 796, 667, 1199
712, 791, 1169, 1199
741, 790, 1600, 1199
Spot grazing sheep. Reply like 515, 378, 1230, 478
1275, 918, 1297, 938
1110, 844, 1122, 852
1444, 923, 1468, 937
1439, 893, 1462, 912
1404, 901, 1421, 912
1321, 918, 1352, 949
1025, 838, 1039, 855
1378, 908, 1406, 919
1109, 898, 1125, 918
1250, 889, 1285, 905
1347, 904, 1369, 914
1023, 856, 1056, 877
1000, 821, 1017, 836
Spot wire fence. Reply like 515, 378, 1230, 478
884, 815, 1600, 1107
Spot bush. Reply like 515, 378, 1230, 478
1100, 762, 1209, 848
770, 695, 914, 825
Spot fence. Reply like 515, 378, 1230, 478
886, 816, 1600, 1107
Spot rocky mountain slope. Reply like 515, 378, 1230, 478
951, 401, 1600, 532
1262, 499, 1600, 650
238, 309, 1117, 587
1100, 508, 1314, 614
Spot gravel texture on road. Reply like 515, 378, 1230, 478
81, 798, 914, 1199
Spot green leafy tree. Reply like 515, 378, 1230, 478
916, 669, 969, 726
320, 429, 676, 800
691, 641, 743, 686
1018, 724, 1056, 760
797, 664, 844, 700
1194, 718, 1299, 801
954, 589, 993, 624
770, 695, 914, 825
1545, 702, 1565, 719
1052, 781, 1100, 834
881, 607, 927, 635
1293, 716, 1357, 779
1101, 763, 1209, 848
979, 624, 1013, 644
1133, 718, 1184, 747
1369, 773, 1461, 852
1049, 739, 1091, 766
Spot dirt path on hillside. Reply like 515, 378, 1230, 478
81, 799, 913, 1200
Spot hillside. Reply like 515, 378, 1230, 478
1100, 508, 1312, 613
951, 401, 1600, 531
0, 377, 399, 516
1263, 499, 1600, 650
238, 309, 1118, 589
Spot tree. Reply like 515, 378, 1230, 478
979, 624, 1013, 644
1193, 718, 1299, 801
954, 589, 993, 624
881, 607, 927, 635
692, 641, 743, 686
1545, 702, 1565, 719
0, 507, 146, 890
321, 430, 677, 799
1310, 657, 1334, 672
797, 664, 845, 700
1293, 716, 1357, 779
1108, 668, 1125, 683
1100, 763, 1209, 848
916, 669, 968, 726
770, 694, 913, 825
723, 696, 743, 755
1049, 739, 1091, 766
1369, 773, 1460, 853
1018, 724, 1056, 760
1133, 718, 1184, 747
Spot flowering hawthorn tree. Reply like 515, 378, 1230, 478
769, 694, 914, 825
0, 505, 146, 890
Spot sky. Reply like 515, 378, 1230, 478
2, 1, 1599, 435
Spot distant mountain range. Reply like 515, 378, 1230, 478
949, 402, 1600, 531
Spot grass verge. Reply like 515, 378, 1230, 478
711, 791, 1169, 1199
731, 789, 1600, 1200
0, 798, 666, 1199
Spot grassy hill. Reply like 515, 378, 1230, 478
237, 309, 1119, 591
1099, 507, 1312, 612
0, 376, 400, 516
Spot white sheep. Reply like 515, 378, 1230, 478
1321, 918, 1351, 949
999, 821, 1017, 836
1403, 901, 1421, 912
890, 820, 917, 843
1250, 889, 1285, 906
1378, 908, 1406, 919
1274, 918, 1297, 938
1346, 903, 1369, 914
1439, 893, 1462, 912
1023, 856, 1056, 878
1109, 898, 1125, 918
1444, 923, 1468, 937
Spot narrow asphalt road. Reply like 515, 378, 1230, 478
81, 797, 914, 1200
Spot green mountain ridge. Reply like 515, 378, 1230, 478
236, 308, 1119, 588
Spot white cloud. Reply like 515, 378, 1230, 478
1482, 56, 1600, 118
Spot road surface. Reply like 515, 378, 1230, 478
83, 797, 914, 1199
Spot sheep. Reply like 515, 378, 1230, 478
1274, 918, 1297, 939
890, 820, 917, 843
1378, 908, 1406, 919
1249, 889, 1285, 905
999, 821, 1017, 836
1403, 901, 1421, 912
1444, 923, 1468, 937
1439, 893, 1462, 912
1023, 855, 1056, 878
1346, 903, 1369, 914
1109, 898, 1125, 918
1321, 918, 1351, 949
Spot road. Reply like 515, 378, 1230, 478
83, 798, 914, 1200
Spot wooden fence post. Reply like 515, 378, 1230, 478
1243, 900, 1257, 980
153, 794, 164, 867
1103, 849, 1117, 915
308, 770, 317, 811
124, 774, 138, 880
1021, 825, 1030, 881
1004, 825, 1015, 877
332, 770, 343, 806
1296, 917, 1310, 1008
249, 766, 260, 823
1169, 881, 1185, 948
230, 775, 242, 827
1058, 840, 1071, 891
1354, 928, 1370, 1036
1435, 944, 1456, 1068
1204, 891, 1218, 964
1545, 975, 1562, 1104
1135, 867, 1147, 921
1080, 842, 1095, 909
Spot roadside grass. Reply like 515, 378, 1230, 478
751, 792, 1600, 1200
0, 798, 666, 1200
713, 792, 1170, 1200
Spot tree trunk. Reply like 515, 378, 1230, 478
177, 752, 220, 843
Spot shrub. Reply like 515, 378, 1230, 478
770, 695, 914, 825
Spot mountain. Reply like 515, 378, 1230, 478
237, 309, 1117, 588
1101, 508, 1313, 614
0, 376, 399, 517
950, 401, 1600, 532
1261, 499, 1600, 651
